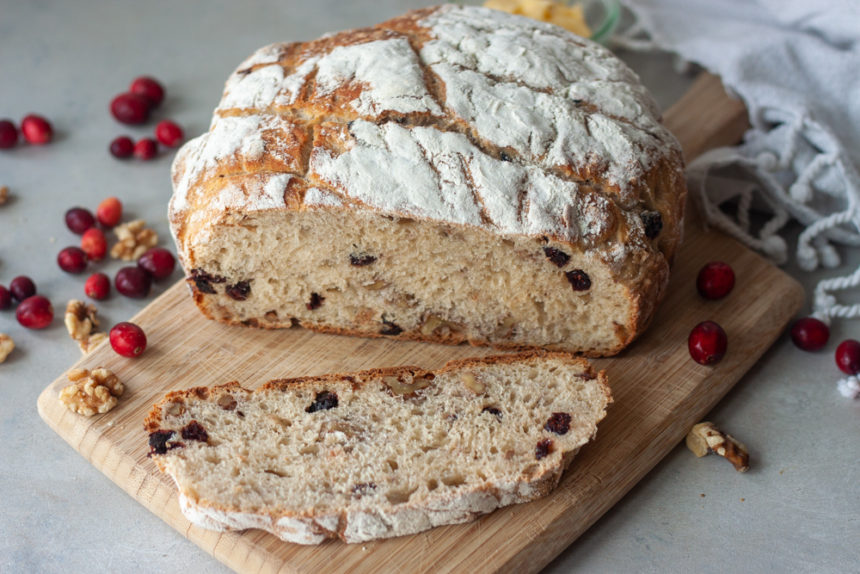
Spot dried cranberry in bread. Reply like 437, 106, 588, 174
144, 351, 611, 544
169, 5, 686, 356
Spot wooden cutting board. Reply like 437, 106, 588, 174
38, 74, 803, 574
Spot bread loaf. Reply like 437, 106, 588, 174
169, 5, 686, 356
144, 352, 611, 544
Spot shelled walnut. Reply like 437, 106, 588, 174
686, 422, 750, 472
59, 367, 124, 416
64, 300, 106, 354
110, 219, 158, 260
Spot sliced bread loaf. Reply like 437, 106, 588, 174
144, 351, 611, 544
168, 5, 686, 356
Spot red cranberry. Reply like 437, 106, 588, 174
688, 320, 728, 365
115, 266, 152, 298
109, 136, 134, 158
129, 76, 165, 108
96, 196, 123, 228
84, 273, 111, 300
65, 207, 96, 235
0, 119, 18, 148
697, 261, 735, 300
790, 317, 830, 352
134, 138, 158, 160
110, 321, 147, 358
0, 285, 12, 310
16, 295, 53, 329
835, 339, 860, 375
81, 228, 108, 261
138, 247, 176, 280
155, 120, 183, 147
9, 276, 36, 301
110, 93, 151, 124
58, 246, 88, 274
20, 114, 53, 145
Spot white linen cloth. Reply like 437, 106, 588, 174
616, 0, 860, 397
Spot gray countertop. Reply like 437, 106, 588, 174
0, 1, 857, 572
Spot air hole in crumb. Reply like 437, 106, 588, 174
305, 390, 338, 413
385, 488, 415, 505
441, 475, 465, 487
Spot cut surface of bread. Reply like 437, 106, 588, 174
144, 352, 611, 544
169, 5, 686, 356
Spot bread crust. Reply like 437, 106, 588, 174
145, 351, 611, 544
169, 5, 686, 357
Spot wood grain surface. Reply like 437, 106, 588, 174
38, 73, 800, 574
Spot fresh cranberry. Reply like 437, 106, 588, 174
134, 138, 158, 160
65, 207, 96, 235
109, 321, 147, 357
697, 261, 735, 300
790, 317, 830, 352
96, 196, 123, 228
109, 135, 134, 158
138, 247, 176, 280
0, 119, 18, 148
835, 339, 860, 375
9, 276, 36, 301
16, 295, 53, 329
84, 273, 111, 300
0, 285, 12, 310
155, 120, 183, 147
80, 228, 107, 261
110, 93, 151, 124
115, 266, 152, 298
58, 246, 88, 273
129, 76, 165, 108
688, 320, 728, 365
20, 114, 53, 145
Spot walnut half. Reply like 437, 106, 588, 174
686, 421, 750, 472
64, 300, 106, 354
110, 219, 158, 261
59, 367, 124, 416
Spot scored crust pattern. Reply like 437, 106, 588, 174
170, 5, 685, 269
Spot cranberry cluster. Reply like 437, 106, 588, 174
0, 277, 53, 329
109, 76, 184, 160
57, 198, 176, 299
790, 317, 860, 377
687, 261, 734, 366
0, 115, 53, 148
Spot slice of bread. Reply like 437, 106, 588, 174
144, 351, 611, 544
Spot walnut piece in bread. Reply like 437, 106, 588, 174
145, 351, 611, 544
169, 5, 686, 356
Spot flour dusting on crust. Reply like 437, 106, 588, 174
169, 4, 683, 267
